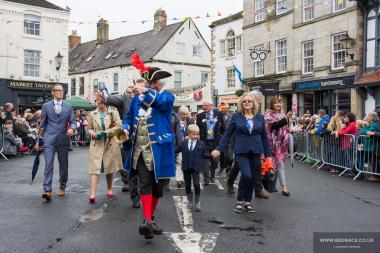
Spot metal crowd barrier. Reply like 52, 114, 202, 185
71, 124, 89, 147
0, 124, 8, 160
293, 131, 309, 160
319, 134, 356, 176
354, 135, 380, 180
308, 134, 323, 168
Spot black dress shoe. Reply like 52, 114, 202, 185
282, 191, 290, 197
139, 219, 154, 239
151, 216, 163, 235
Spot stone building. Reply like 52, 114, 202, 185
210, 12, 243, 109
243, 0, 365, 117
69, 9, 211, 111
0, 0, 69, 112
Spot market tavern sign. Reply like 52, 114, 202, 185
7, 80, 56, 90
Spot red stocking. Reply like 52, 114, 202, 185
140, 194, 152, 221
151, 197, 159, 218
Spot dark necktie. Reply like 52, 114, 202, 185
190, 141, 194, 151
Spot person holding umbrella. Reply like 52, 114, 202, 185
87, 99, 123, 203
35, 84, 76, 201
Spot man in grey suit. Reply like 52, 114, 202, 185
35, 84, 75, 201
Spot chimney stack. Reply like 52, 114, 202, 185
68, 30, 81, 50
97, 18, 109, 44
153, 8, 167, 33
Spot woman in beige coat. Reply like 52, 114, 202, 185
87, 100, 123, 203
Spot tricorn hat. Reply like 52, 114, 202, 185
131, 54, 172, 82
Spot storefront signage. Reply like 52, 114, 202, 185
167, 83, 207, 95
294, 75, 355, 91
250, 83, 279, 94
7, 80, 56, 90
220, 95, 239, 103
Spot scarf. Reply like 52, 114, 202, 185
264, 109, 289, 165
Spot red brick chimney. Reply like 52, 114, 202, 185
69, 30, 81, 50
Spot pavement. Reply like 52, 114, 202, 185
0, 147, 379, 253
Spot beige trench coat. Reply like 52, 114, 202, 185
88, 107, 123, 175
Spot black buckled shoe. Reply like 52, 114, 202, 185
139, 219, 154, 239
151, 216, 163, 235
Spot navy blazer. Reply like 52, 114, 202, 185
196, 109, 225, 143
216, 112, 272, 157
175, 140, 210, 172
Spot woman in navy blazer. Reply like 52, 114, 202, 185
212, 92, 272, 213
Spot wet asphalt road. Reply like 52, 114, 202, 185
0, 147, 379, 253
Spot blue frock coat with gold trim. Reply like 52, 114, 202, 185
122, 88, 176, 181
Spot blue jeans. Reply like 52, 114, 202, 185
235, 153, 261, 202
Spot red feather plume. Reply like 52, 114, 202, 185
131, 53, 150, 74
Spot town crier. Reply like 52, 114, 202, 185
123, 54, 175, 240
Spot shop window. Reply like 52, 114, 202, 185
303, 0, 315, 22
276, 0, 288, 15
276, 39, 287, 73
71, 78, 76, 96
302, 40, 314, 74
298, 93, 314, 115
174, 71, 182, 89
255, 0, 266, 22
24, 14, 41, 36
254, 44, 265, 77
24, 50, 40, 77
332, 33, 346, 70
79, 77, 84, 96
333, 0, 346, 13
226, 68, 236, 88
332, 89, 350, 113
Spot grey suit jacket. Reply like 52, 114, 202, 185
39, 100, 75, 146
104, 94, 132, 119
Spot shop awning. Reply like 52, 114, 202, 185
356, 69, 380, 86
65, 96, 94, 110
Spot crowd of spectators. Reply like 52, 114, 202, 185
0, 103, 90, 159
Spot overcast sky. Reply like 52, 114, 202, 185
50, 0, 242, 44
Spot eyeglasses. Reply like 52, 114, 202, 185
242, 100, 253, 103
53, 89, 64, 92
96, 101, 104, 104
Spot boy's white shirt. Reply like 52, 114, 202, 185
188, 139, 197, 150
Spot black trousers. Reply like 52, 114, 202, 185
183, 169, 200, 195
136, 155, 168, 198
227, 157, 263, 193
204, 140, 218, 181
121, 145, 140, 204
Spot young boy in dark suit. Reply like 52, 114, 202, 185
176, 124, 210, 211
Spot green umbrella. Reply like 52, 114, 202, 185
65, 96, 94, 110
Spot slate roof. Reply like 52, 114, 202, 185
69, 21, 185, 75
4, 0, 67, 11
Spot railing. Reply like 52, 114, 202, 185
0, 124, 8, 160
71, 124, 89, 147
293, 132, 380, 181
354, 135, 380, 180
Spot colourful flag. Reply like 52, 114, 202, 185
233, 63, 243, 83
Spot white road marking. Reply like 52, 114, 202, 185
167, 196, 219, 253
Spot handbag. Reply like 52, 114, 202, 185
261, 158, 276, 192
